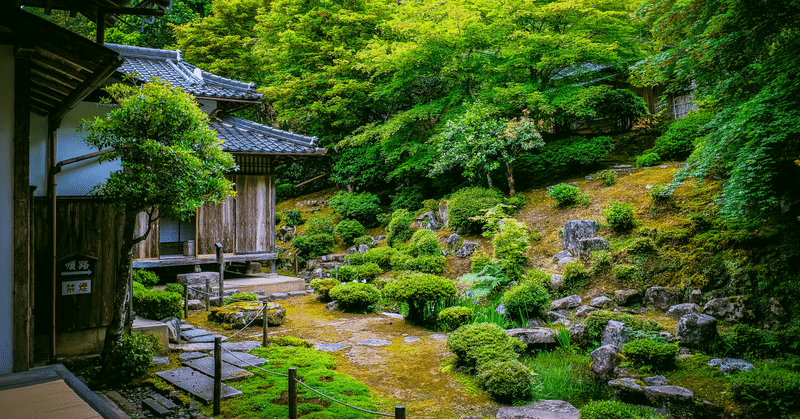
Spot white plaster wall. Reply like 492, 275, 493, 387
56, 101, 122, 196
29, 113, 48, 197
0, 45, 15, 374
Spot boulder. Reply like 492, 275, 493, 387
578, 237, 610, 257
644, 375, 669, 386
645, 287, 680, 311
676, 313, 718, 349
643, 385, 693, 403
446, 234, 462, 253
689, 289, 705, 305
326, 301, 338, 311
455, 241, 478, 258
608, 378, 646, 403
552, 250, 573, 263
562, 220, 599, 256
495, 302, 506, 316
546, 310, 570, 325
550, 274, 563, 291
496, 400, 579, 419
420, 211, 440, 230
358, 244, 369, 254
177, 272, 219, 300
311, 268, 326, 280
590, 345, 621, 379
769, 297, 786, 319
372, 235, 386, 247
615, 289, 641, 306
703, 296, 751, 321
568, 324, 588, 348
550, 295, 581, 310
507, 327, 558, 349
277, 225, 296, 243
160, 317, 181, 344
556, 257, 579, 267
601, 320, 628, 351
188, 299, 204, 311
589, 296, 613, 308
707, 358, 754, 375
347, 246, 357, 254
438, 200, 449, 227
208, 301, 286, 329
575, 305, 598, 318
666, 303, 702, 319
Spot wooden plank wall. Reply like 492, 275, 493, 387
33, 199, 123, 332
267, 174, 276, 253
197, 195, 236, 255
235, 175, 267, 253
132, 209, 159, 259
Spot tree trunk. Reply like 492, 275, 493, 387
506, 162, 516, 196
486, 172, 493, 189
100, 210, 137, 372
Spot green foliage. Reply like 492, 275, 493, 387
717, 324, 800, 359
649, 111, 715, 160
477, 360, 537, 402
334, 220, 366, 246
438, 306, 474, 331
292, 234, 335, 258
727, 356, 800, 415
282, 209, 303, 227
106, 332, 161, 378
636, 152, 660, 167
604, 202, 637, 231
331, 263, 382, 283
447, 187, 502, 235
594, 169, 618, 187
356, 247, 394, 271
382, 273, 457, 322
329, 282, 380, 312
501, 282, 550, 322
515, 136, 614, 187
562, 261, 590, 292
593, 89, 650, 131
276, 183, 296, 203
396, 254, 446, 274
225, 292, 258, 305
353, 235, 374, 247
133, 287, 184, 320
492, 219, 530, 280
268, 336, 314, 348
523, 350, 610, 402
522, 269, 551, 287
459, 262, 512, 299
419, 199, 440, 215
628, 237, 656, 255
386, 209, 415, 246
164, 283, 184, 295
584, 311, 661, 346
328, 192, 382, 226
304, 216, 335, 235
580, 400, 666, 419
614, 265, 641, 282
410, 229, 441, 256
332, 143, 392, 192
590, 251, 613, 276
547, 184, 588, 208
446, 322, 525, 371
471, 251, 492, 274
132, 269, 159, 288
310, 278, 341, 302
389, 185, 424, 212
504, 194, 527, 209
622, 339, 678, 371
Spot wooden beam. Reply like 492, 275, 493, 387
30, 68, 81, 89
33, 51, 90, 79
104, 7, 167, 16
132, 253, 279, 269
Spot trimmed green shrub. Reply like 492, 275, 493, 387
622, 339, 678, 370
304, 216, 334, 235
334, 219, 365, 245
331, 262, 382, 283
471, 251, 491, 274
344, 253, 366, 265
522, 269, 550, 286
310, 278, 341, 302
133, 269, 159, 288
386, 209, 415, 246
328, 191, 382, 225
410, 229, 441, 256
727, 360, 800, 415
504, 194, 527, 209
446, 322, 525, 370
164, 283, 184, 295
404, 254, 446, 274
292, 234, 335, 258
492, 219, 530, 280
133, 287, 183, 319
562, 261, 590, 291
580, 400, 666, 419
376, 212, 391, 227
276, 183, 296, 203
636, 152, 660, 167
649, 111, 714, 160
438, 306, 474, 331
382, 273, 456, 322
447, 187, 502, 235
604, 202, 637, 231
501, 282, 550, 322
594, 169, 618, 187
353, 235, 374, 247
106, 332, 161, 378
547, 183, 587, 207
390, 252, 413, 271
329, 282, 380, 312
282, 209, 303, 227
477, 360, 537, 402
363, 247, 398, 271
225, 292, 257, 305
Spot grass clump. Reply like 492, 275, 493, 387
726, 355, 800, 416
500, 282, 550, 323
522, 349, 610, 402
580, 400, 666, 419
225, 292, 258, 305
622, 338, 679, 371
604, 202, 637, 231
547, 183, 588, 207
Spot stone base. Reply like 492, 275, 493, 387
133, 317, 170, 355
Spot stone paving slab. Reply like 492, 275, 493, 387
219, 352, 267, 368
172, 340, 263, 352
180, 328, 211, 341
178, 352, 207, 361
183, 357, 253, 382
315, 343, 349, 352
156, 367, 242, 404
403, 337, 420, 343
188, 335, 228, 343
180, 324, 194, 331
380, 312, 404, 319
356, 339, 392, 347
429, 334, 447, 340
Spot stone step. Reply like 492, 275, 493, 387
150, 392, 178, 411
156, 367, 243, 404
142, 398, 170, 417
182, 357, 253, 382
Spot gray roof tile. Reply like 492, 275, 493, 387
210, 114, 322, 155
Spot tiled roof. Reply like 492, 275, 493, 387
105, 43, 262, 101
210, 114, 323, 155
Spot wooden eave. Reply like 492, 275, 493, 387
16, 0, 170, 28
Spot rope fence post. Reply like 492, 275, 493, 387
183, 285, 188, 318
288, 367, 298, 419
262, 302, 269, 348
205, 276, 210, 311
395, 406, 406, 419
214, 337, 222, 415
216, 243, 224, 301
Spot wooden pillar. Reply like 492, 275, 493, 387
13, 46, 33, 372
48, 117, 60, 360
96, 11, 106, 45
267, 160, 276, 274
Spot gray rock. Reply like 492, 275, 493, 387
507, 327, 558, 348
707, 358, 754, 375
659, 331, 673, 341
551, 295, 581, 310
277, 225, 296, 243
288, 291, 306, 297
666, 303, 702, 319
769, 298, 786, 319
271, 293, 289, 300
420, 211, 440, 230
578, 237, 610, 257
187, 299, 204, 310
381, 312, 404, 319
372, 235, 386, 247
429, 334, 447, 340
403, 336, 420, 343
181, 328, 212, 341
311, 268, 325, 280
178, 272, 220, 300
645, 287, 680, 311
160, 317, 181, 344
689, 289, 705, 305
643, 385, 693, 403
246, 261, 262, 274
326, 301, 338, 311
590, 345, 621, 379
568, 324, 588, 348
615, 289, 641, 306
575, 305, 598, 318
178, 352, 206, 361
357, 339, 392, 347
188, 335, 228, 343
556, 257, 579, 267
550, 274, 563, 291
358, 244, 369, 254
645, 375, 669, 386
438, 200, 449, 227
347, 246, 357, 255
152, 356, 170, 366
495, 302, 507, 316
496, 400, 579, 419
608, 377, 643, 392
590, 296, 613, 308
601, 320, 628, 351
562, 220, 599, 256
315, 343, 349, 352
552, 250, 573, 263
676, 313, 718, 349
445, 233, 462, 253
704, 296, 752, 321
455, 241, 478, 258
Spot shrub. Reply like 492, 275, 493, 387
328, 191, 382, 225
390, 252, 413, 271
594, 169, 618, 187
492, 219, 530, 280
334, 219, 365, 245
604, 202, 637, 231
382, 273, 457, 322
225, 292, 257, 305
446, 322, 525, 370
459, 261, 511, 299
477, 360, 537, 402
504, 194, 527, 209
622, 339, 678, 370
584, 311, 661, 344
726, 361, 800, 414
390, 185, 424, 211
471, 251, 492, 274
522, 269, 550, 287
410, 229, 441, 256
628, 237, 656, 254
331, 262, 382, 282
164, 283, 184, 295
447, 187, 502, 235
594, 89, 649, 131
501, 282, 550, 322
376, 212, 392, 227
304, 216, 334, 235
133, 287, 183, 319
562, 261, 590, 292
404, 254, 446, 274
329, 282, 380, 312
580, 400, 666, 419
418, 199, 439, 215
133, 269, 159, 288
647, 184, 673, 203
650, 111, 714, 160
106, 332, 161, 378
590, 250, 613, 276
276, 183, 296, 203
438, 306, 474, 331
614, 265, 641, 281
310, 278, 341, 302
386, 209, 415, 246
353, 235, 373, 247
282, 209, 303, 227
363, 247, 398, 271
292, 234, 335, 258
547, 183, 587, 207
636, 152, 660, 167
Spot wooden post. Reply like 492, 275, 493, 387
216, 243, 224, 301
395, 406, 406, 419
214, 337, 221, 415
48, 117, 59, 360
205, 276, 210, 311
183, 286, 189, 318
262, 302, 268, 348
288, 367, 297, 419
96, 11, 106, 45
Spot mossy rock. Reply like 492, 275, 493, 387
208, 301, 286, 329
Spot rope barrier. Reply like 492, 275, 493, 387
226, 304, 267, 340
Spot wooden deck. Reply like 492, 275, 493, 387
132, 252, 278, 268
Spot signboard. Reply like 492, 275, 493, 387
57, 254, 97, 296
